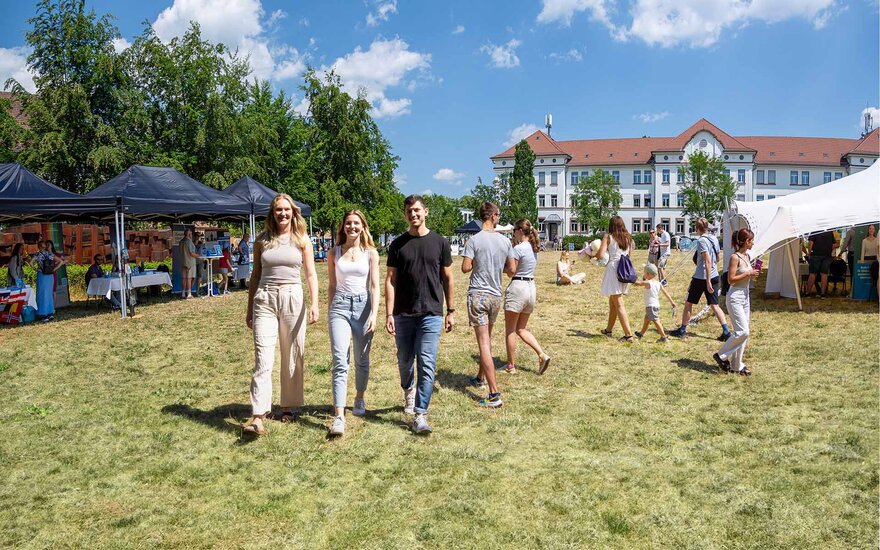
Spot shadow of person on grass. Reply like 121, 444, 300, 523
567, 328, 603, 339
673, 358, 723, 375
162, 403, 331, 439
356, 406, 412, 433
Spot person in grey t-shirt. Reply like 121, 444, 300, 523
461, 201, 514, 409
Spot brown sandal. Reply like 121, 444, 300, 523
242, 423, 267, 436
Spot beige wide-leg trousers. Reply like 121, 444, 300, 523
251, 284, 306, 415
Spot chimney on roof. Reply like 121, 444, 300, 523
545, 113, 552, 137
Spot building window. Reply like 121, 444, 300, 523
736, 194, 745, 202
539, 195, 545, 207
538, 172, 545, 185
676, 194, 684, 207
570, 220, 578, 233
580, 222, 588, 232
823, 172, 832, 183
633, 194, 641, 208
661, 218, 670, 232
612, 170, 620, 184
801, 171, 809, 185
550, 194, 558, 207
662, 193, 670, 207
633, 170, 641, 184
834, 172, 843, 180
550, 171, 558, 185
756, 170, 765, 184
644, 193, 652, 207
790, 170, 798, 184
768, 194, 776, 200
737, 169, 745, 183
768, 170, 776, 184
757, 194, 764, 201
676, 218, 685, 234
644, 170, 652, 184
662, 169, 670, 183
724, 169, 731, 179
677, 170, 684, 183
570, 195, 578, 208
633, 219, 642, 233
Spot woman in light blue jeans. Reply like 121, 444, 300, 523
327, 210, 380, 436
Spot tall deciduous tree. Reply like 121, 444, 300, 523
571, 169, 622, 235
423, 193, 464, 236
505, 139, 537, 223
677, 150, 736, 225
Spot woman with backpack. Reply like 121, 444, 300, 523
34, 240, 64, 321
596, 216, 635, 342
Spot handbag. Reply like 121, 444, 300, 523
616, 252, 638, 284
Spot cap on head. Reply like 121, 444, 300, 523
644, 263, 658, 276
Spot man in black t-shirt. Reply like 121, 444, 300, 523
386, 195, 455, 434
806, 230, 837, 297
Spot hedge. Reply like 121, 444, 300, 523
632, 232, 651, 249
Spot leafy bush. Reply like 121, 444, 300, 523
632, 232, 651, 250
561, 235, 589, 250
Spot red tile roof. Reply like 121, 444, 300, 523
490, 118, 878, 168
0, 92, 28, 127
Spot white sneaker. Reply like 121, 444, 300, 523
412, 413, 432, 434
329, 415, 345, 435
403, 386, 416, 414
352, 398, 366, 417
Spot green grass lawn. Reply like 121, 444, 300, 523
1, 250, 877, 549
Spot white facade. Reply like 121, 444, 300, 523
491, 124, 879, 239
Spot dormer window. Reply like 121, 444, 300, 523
769, 152, 776, 157
798, 152, 804, 157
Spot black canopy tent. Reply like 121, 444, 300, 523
222, 175, 313, 241
454, 220, 482, 234
0, 163, 117, 222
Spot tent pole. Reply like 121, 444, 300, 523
114, 209, 126, 319
309, 217, 312, 237
785, 239, 803, 311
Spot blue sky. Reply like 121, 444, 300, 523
0, 0, 878, 198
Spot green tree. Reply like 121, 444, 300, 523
571, 169, 622, 235
462, 181, 502, 220
505, 139, 537, 223
423, 193, 463, 236
677, 150, 736, 225
0, 95, 22, 162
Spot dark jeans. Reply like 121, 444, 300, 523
394, 314, 442, 415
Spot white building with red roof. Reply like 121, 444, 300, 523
490, 118, 879, 240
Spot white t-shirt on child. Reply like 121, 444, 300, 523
643, 279, 661, 307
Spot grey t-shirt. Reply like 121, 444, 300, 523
180, 238, 196, 268
693, 234, 720, 280
511, 241, 537, 278
463, 230, 513, 296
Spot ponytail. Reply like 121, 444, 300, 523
514, 218, 540, 253
732, 228, 754, 249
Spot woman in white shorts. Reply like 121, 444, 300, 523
502, 219, 551, 375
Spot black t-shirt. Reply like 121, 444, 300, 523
809, 231, 835, 257
387, 230, 452, 317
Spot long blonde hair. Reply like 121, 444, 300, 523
257, 194, 309, 248
335, 210, 376, 250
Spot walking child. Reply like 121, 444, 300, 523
633, 263, 676, 342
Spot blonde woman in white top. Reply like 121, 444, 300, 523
326, 210, 380, 436
860, 224, 878, 261
243, 194, 319, 436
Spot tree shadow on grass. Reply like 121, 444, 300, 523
673, 358, 724, 375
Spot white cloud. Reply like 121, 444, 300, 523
0, 47, 36, 93
432, 168, 465, 185
452, 25, 465, 34
480, 39, 521, 69
504, 123, 540, 147
635, 111, 669, 123
151, 0, 306, 82
393, 172, 408, 187
548, 48, 583, 62
420, 188, 433, 195
320, 38, 432, 118
299, 17, 310, 27
861, 107, 880, 132
537, 0, 839, 48
112, 38, 132, 54
366, 1, 398, 27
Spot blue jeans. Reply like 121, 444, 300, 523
394, 314, 442, 414
328, 293, 373, 408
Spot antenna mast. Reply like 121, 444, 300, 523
545, 113, 552, 137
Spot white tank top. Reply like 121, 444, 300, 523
335, 246, 370, 295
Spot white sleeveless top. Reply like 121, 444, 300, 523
335, 246, 370, 295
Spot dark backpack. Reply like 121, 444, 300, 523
40, 254, 55, 275
692, 236, 719, 265
616, 240, 638, 284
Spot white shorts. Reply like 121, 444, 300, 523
504, 279, 536, 314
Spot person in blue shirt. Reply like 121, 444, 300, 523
669, 218, 731, 340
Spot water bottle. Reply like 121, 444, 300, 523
15, 277, 23, 290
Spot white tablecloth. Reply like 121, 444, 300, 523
87, 272, 172, 299
1, 285, 36, 309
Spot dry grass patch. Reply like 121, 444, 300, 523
0, 250, 877, 549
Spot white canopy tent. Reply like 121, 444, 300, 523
725, 161, 880, 308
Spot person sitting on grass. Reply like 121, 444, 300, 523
556, 251, 585, 285
633, 263, 676, 343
